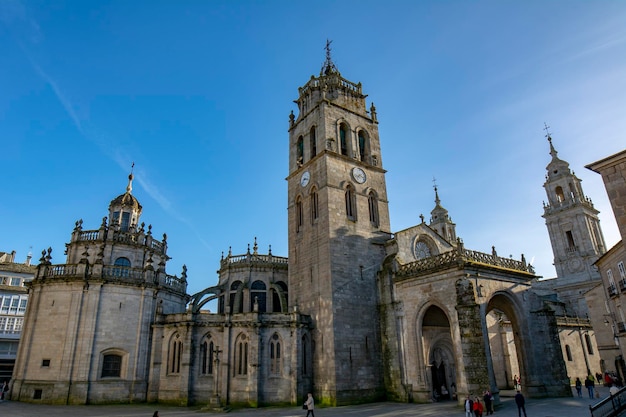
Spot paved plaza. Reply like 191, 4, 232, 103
0, 388, 602, 417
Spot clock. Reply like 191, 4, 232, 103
300, 171, 310, 187
352, 167, 366, 184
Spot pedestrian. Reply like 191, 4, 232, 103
1, 380, 8, 400
483, 390, 492, 415
473, 397, 483, 417
304, 392, 315, 417
585, 374, 595, 399
152, 412, 159, 417
464, 395, 474, 417
515, 390, 527, 417
575, 377, 582, 398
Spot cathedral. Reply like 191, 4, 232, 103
12, 52, 595, 408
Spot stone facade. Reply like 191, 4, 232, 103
11, 53, 576, 408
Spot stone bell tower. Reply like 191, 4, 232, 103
542, 131, 607, 316
286, 43, 391, 405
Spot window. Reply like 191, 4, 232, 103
229, 281, 243, 313
565, 345, 572, 361
585, 334, 594, 355
339, 124, 348, 156
10, 277, 21, 286
169, 335, 183, 374
310, 188, 318, 223
618, 262, 626, 280
555, 186, 565, 203
358, 131, 367, 162
296, 197, 303, 232
114, 257, 131, 267
121, 212, 131, 231
301, 334, 310, 376
297, 135, 304, 165
18, 299, 27, 314
310, 127, 317, 158
200, 338, 214, 375
250, 280, 267, 313
235, 334, 248, 376
368, 191, 379, 227
102, 354, 122, 377
345, 185, 356, 220
42, 359, 51, 367
270, 333, 282, 375
565, 231, 576, 250
608, 269, 616, 289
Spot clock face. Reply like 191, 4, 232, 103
352, 167, 366, 184
300, 171, 310, 187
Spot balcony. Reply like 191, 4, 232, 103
608, 284, 618, 297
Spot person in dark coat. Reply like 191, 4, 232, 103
483, 390, 493, 415
515, 390, 527, 417
585, 375, 595, 399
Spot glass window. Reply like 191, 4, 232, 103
345, 185, 356, 220
235, 334, 248, 375
10, 277, 21, 286
270, 333, 282, 375
310, 127, 317, 158
618, 262, 626, 280
169, 336, 182, 374
310, 188, 318, 223
368, 191, 379, 227
102, 354, 122, 377
121, 212, 131, 231
296, 197, 303, 232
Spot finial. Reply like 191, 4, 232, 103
433, 177, 440, 205
268, 244, 272, 256
321, 39, 338, 75
126, 162, 135, 194
544, 123, 558, 158
419, 214, 425, 224
253, 237, 258, 254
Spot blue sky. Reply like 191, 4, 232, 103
1, 0, 624, 294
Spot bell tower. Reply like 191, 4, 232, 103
287, 43, 391, 405
542, 131, 606, 315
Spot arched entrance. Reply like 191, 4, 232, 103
485, 294, 524, 391
423, 305, 457, 401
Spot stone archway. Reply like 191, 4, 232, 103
423, 305, 457, 401
485, 294, 525, 391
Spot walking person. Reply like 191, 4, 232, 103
473, 397, 483, 417
483, 390, 492, 415
585, 374, 595, 399
575, 377, 582, 398
304, 392, 315, 417
515, 390, 527, 417
464, 395, 474, 417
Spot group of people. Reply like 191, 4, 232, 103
463, 390, 494, 417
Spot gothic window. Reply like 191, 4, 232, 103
310, 187, 319, 223
555, 186, 565, 203
169, 334, 183, 374
345, 185, 356, 220
270, 333, 282, 375
102, 354, 122, 377
297, 136, 304, 165
414, 240, 432, 260
310, 127, 317, 158
565, 345, 573, 361
339, 124, 349, 156
585, 334, 594, 355
296, 196, 304, 232
358, 130, 369, 162
250, 280, 267, 313
234, 334, 248, 376
368, 191, 379, 227
229, 281, 243, 313
200, 337, 214, 375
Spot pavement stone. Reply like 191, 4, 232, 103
0, 387, 602, 417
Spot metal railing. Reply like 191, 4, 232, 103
590, 387, 626, 417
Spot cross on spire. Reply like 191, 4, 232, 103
543, 122, 552, 139
321, 39, 338, 75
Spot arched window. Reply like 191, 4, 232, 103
270, 333, 282, 375
250, 280, 267, 313
272, 281, 288, 313
339, 124, 349, 156
585, 334, 594, 354
169, 334, 183, 374
235, 334, 248, 376
368, 191, 379, 227
565, 344, 573, 361
345, 185, 356, 220
121, 212, 131, 231
555, 186, 565, 203
310, 127, 317, 158
200, 337, 214, 375
310, 187, 319, 223
296, 196, 303, 232
229, 281, 243, 313
358, 130, 368, 162
102, 354, 122, 377
297, 136, 304, 165
114, 257, 131, 267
